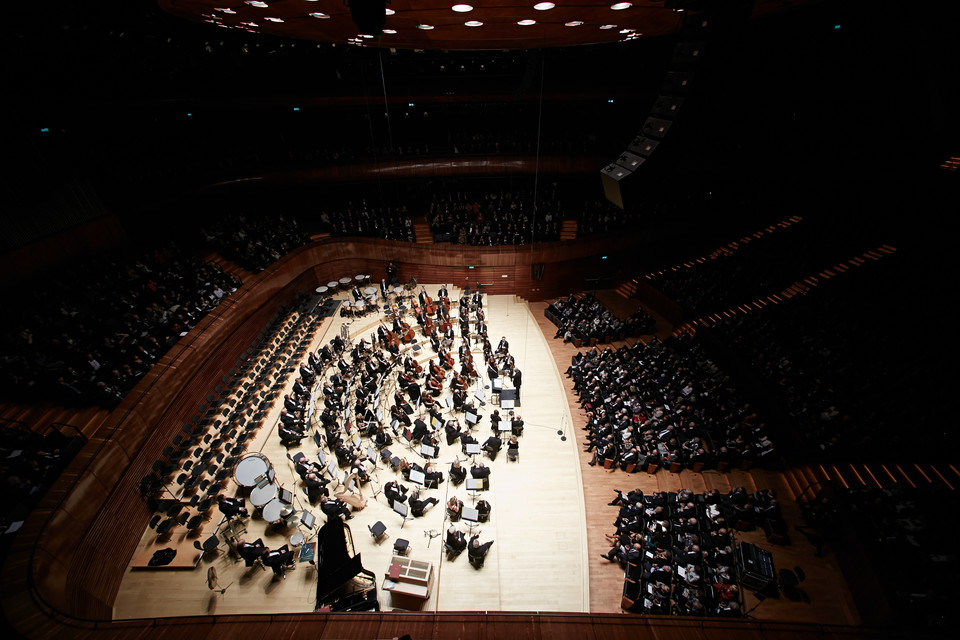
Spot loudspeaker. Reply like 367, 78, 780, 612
662, 71, 695, 95
641, 117, 673, 140
651, 95, 685, 119
600, 162, 634, 210
628, 135, 659, 157
615, 151, 646, 172
671, 41, 707, 69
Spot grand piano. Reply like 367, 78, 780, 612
314, 516, 379, 612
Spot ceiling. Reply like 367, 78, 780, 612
157, 0, 820, 51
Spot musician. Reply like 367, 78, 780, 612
476, 499, 491, 522
460, 319, 470, 340
279, 424, 305, 445
445, 419, 465, 446
472, 290, 483, 308
280, 407, 301, 427
437, 284, 449, 300
453, 387, 467, 411
423, 461, 444, 485
403, 355, 420, 376
426, 374, 443, 397
482, 434, 503, 461
299, 362, 316, 385
384, 480, 408, 507
489, 409, 502, 434
292, 376, 309, 399
391, 404, 412, 428
418, 286, 429, 306
511, 414, 525, 437
468, 534, 494, 566
237, 538, 266, 567
217, 494, 249, 519
332, 334, 345, 354
446, 526, 467, 554
421, 390, 437, 410
496, 336, 509, 356
446, 496, 464, 521
380, 277, 390, 297
512, 368, 522, 401
438, 346, 453, 369
411, 418, 430, 443
320, 495, 353, 520
475, 319, 487, 342
374, 425, 393, 449
308, 351, 323, 375
408, 489, 439, 518
350, 457, 371, 484
397, 370, 414, 390
352, 284, 363, 301
429, 332, 441, 352
284, 393, 304, 414
263, 545, 296, 576
486, 359, 499, 381
303, 472, 329, 502
450, 458, 467, 485
319, 344, 334, 363
471, 461, 491, 481
407, 381, 422, 404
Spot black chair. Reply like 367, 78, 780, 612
148, 514, 162, 530
156, 518, 176, 536
185, 514, 204, 533
368, 521, 387, 543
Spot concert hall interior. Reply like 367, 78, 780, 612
1, 1, 954, 639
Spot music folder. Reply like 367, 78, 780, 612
465, 443, 481, 455
465, 411, 478, 426
462, 506, 479, 522
466, 478, 484, 491
393, 501, 409, 517
409, 469, 426, 485
420, 444, 436, 458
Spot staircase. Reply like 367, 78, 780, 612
414, 217, 433, 244
615, 278, 639, 299
559, 219, 578, 241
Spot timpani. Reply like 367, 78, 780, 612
262, 498, 284, 524
233, 453, 271, 488
250, 482, 278, 508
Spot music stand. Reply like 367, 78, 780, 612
474, 389, 486, 406
492, 378, 502, 393
500, 389, 516, 409
420, 444, 436, 459
278, 487, 293, 505
465, 443, 481, 457
300, 510, 316, 530
409, 469, 426, 486
462, 506, 480, 530
313, 431, 323, 448
465, 411, 478, 427
393, 499, 409, 528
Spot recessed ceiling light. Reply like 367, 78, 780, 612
452, 4, 473, 12
534, 2, 556, 9
264, 17, 284, 22
385, 7, 395, 15
600, 24, 617, 29
417, 24, 434, 30
309, 12, 329, 19
245, 1, 268, 7
518, 19, 536, 25
465, 20, 483, 27
611, 2, 632, 9
565, 21, 584, 27
383, 28, 397, 34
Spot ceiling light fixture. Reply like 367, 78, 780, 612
385, 8, 395, 15
534, 2, 556, 9
600, 24, 617, 29
417, 24, 435, 30
452, 4, 474, 12
309, 12, 329, 19
518, 19, 536, 25
611, 2, 632, 10
465, 20, 483, 27
245, 1, 268, 7
565, 21, 584, 27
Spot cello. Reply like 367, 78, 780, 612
400, 319, 415, 344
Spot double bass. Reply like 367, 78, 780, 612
400, 319, 415, 344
